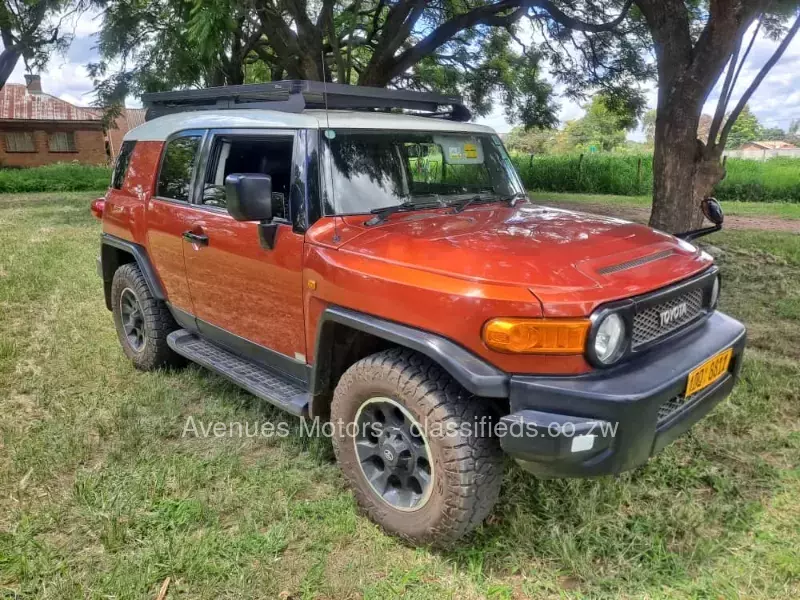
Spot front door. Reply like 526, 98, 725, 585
182, 130, 307, 375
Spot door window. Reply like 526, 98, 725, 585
157, 135, 202, 202
201, 135, 293, 220
112, 140, 136, 189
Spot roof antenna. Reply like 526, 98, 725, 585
321, 53, 340, 243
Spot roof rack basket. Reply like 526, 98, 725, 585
141, 80, 471, 122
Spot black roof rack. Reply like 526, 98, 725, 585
141, 80, 471, 122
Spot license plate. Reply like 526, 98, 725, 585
685, 349, 733, 397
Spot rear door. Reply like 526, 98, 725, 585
145, 130, 205, 319
182, 129, 307, 377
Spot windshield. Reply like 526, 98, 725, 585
320, 130, 525, 215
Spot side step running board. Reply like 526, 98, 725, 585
167, 330, 310, 417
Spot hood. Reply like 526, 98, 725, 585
338, 203, 714, 316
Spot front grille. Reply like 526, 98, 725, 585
632, 288, 704, 348
657, 395, 689, 423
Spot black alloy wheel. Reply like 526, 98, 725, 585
353, 397, 433, 511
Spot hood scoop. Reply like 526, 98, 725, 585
596, 250, 675, 275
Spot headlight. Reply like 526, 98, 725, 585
710, 276, 720, 308
593, 313, 626, 364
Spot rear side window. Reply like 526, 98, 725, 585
112, 140, 136, 189
157, 135, 202, 202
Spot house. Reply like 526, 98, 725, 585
738, 140, 798, 151
0, 75, 108, 167
0, 75, 148, 167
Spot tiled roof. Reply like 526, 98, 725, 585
124, 108, 147, 129
745, 140, 798, 150
107, 108, 148, 158
0, 83, 102, 121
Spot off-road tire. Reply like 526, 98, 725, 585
331, 348, 504, 546
111, 263, 184, 371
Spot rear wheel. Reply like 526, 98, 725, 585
331, 348, 503, 545
111, 263, 184, 370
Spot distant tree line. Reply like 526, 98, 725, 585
506, 100, 800, 155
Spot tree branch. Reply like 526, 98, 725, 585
719, 10, 800, 149
725, 12, 762, 109
707, 20, 750, 147
535, 0, 634, 33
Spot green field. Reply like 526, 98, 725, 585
513, 154, 800, 203
1, 192, 799, 598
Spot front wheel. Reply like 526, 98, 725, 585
331, 348, 504, 545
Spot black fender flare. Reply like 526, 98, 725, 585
101, 233, 167, 307
312, 306, 509, 399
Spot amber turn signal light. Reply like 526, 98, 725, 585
483, 318, 590, 354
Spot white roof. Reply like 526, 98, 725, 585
123, 109, 496, 142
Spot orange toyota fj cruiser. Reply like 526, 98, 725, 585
93, 81, 746, 544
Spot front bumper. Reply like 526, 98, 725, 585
498, 311, 746, 478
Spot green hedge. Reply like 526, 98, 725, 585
0, 164, 111, 193
3, 155, 799, 202
511, 153, 800, 202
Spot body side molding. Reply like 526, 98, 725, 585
313, 306, 509, 398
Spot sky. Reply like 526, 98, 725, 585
5, 9, 800, 141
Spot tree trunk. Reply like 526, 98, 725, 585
0, 47, 21, 89
648, 97, 726, 233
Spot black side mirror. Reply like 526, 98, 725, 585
225, 173, 273, 222
676, 197, 724, 241
702, 197, 724, 226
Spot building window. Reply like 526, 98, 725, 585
5, 132, 35, 152
49, 131, 77, 152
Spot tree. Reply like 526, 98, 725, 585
557, 2, 799, 231
696, 114, 713, 144
94, 1, 800, 233
633, 2, 800, 231
504, 126, 558, 154
0, 0, 84, 88
642, 109, 656, 146
785, 119, 800, 145
760, 126, 786, 141
92, 0, 576, 128
726, 104, 762, 148
561, 94, 638, 152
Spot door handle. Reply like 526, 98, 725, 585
182, 230, 209, 245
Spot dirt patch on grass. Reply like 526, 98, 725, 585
540, 200, 800, 233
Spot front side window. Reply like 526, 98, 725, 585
49, 131, 76, 152
320, 130, 524, 215
157, 135, 202, 202
201, 135, 293, 220
5, 132, 35, 152
112, 140, 136, 190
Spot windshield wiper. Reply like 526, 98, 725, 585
449, 193, 498, 213
502, 192, 528, 207
365, 201, 439, 226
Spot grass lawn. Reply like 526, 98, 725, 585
528, 191, 800, 220
1, 191, 799, 599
